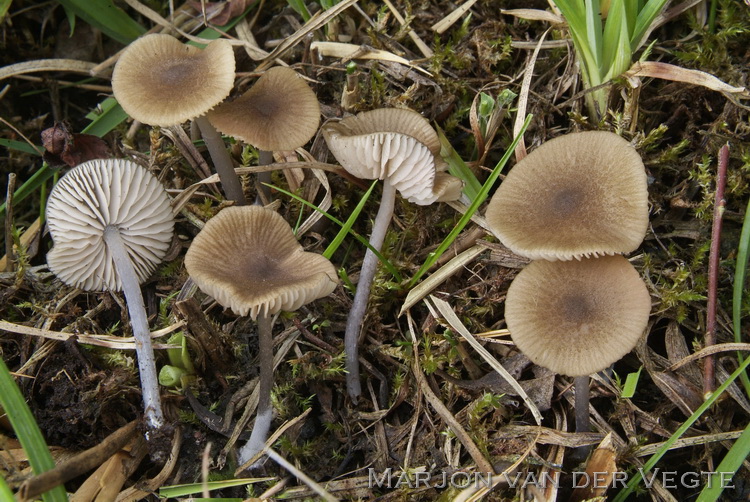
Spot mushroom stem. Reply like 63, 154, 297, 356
103, 225, 164, 431
238, 313, 274, 464
345, 179, 397, 400
194, 115, 247, 206
255, 150, 275, 204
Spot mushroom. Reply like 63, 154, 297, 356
207, 66, 321, 202
184, 205, 337, 463
504, 255, 651, 435
322, 108, 462, 399
485, 131, 649, 261
112, 33, 246, 205
46, 159, 175, 432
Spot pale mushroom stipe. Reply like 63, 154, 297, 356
112, 33, 246, 205
46, 159, 175, 433
184, 205, 337, 465
322, 107, 462, 399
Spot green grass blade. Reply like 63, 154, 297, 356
406, 114, 532, 289
0, 163, 55, 219
696, 423, 750, 501
732, 196, 750, 396
0, 358, 68, 502
0, 0, 11, 22
324, 180, 377, 259
159, 477, 274, 498
621, 366, 643, 399
553, 0, 604, 88
438, 127, 482, 201
286, 0, 312, 21
0, 138, 42, 156
612, 353, 750, 501
269, 183, 402, 282
631, 0, 669, 49
603, 0, 634, 80
0, 474, 13, 500
82, 97, 129, 137
57, 0, 146, 45
584, 0, 603, 71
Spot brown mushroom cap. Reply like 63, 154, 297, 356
206, 66, 321, 151
112, 34, 236, 127
505, 255, 651, 377
46, 159, 175, 291
322, 108, 461, 205
184, 206, 338, 319
485, 131, 649, 260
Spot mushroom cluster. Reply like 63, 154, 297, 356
322, 107, 462, 399
485, 131, 652, 437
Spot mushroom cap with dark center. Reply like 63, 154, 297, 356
46, 159, 175, 291
184, 206, 338, 319
322, 108, 461, 205
112, 34, 236, 127
504, 255, 651, 377
485, 131, 649, 260
206, 66, 321, 151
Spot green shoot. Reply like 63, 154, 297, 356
407, 114, 532, 288
732, 196, 750, 396
696, 422, 750, 501
58, 0, 146, 45
324, 180, 377, 259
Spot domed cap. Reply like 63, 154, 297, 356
206, 66, 321, 151
505, 255, 651, 377
485, 131, 649, 260
184, 206, 338, 319
112, 34, 236, 127
322, 108, 460, 205
46, 159, 175, 291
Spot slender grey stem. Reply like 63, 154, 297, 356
238, 313, 274, 464
104, 225, 164, 431
194, 115, 247, 205
255, 150, 274, 205
345, 179, 397, 400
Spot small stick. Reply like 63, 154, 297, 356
704, 143, 729, 396
4, 173, 16, 272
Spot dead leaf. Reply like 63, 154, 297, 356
41, 122, 111, 167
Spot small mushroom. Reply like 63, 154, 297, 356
207, 66, 321, 202
322, 108, 462, 399
485, 131, 649, 261
112, 33, 246, 205
184, 205, 337, 463
46, 159, 175, 432
504, 255, 651, 435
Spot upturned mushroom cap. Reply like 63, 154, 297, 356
485, 131, 649, 260
112, 34, 236, 127
322, 108, 462, 205
505, 255, 651, 377
206, 66, 321, 151
46, 159, 175, 291
184, 206, 338, 319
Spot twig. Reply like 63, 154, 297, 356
18, 421, 138, 500
704, 143, 729, 396
265, 447, 339, 502
5, 173, 16, 272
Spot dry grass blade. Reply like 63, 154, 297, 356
569, 433, 617, 502
0, 60, 100, 81
399, 245, 484, 316
311, 41, 415, 66
427, 296, 543, 425
265, 447, 339, 502
500, 8, 564, 24
0, 320, 183, 350
431, 0, 480, 35
256, 0, 358, 72
115, 428, 182, 501
513, 29, 549, 162
70, 435, 147, 502
624, 61, 747, 94
406, 311, 495, 473
381, 0, 433, 57
667, 342, 750, 371
634, 430, 745, 457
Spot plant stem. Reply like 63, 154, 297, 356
238, 313, 274, 464
345, 179, 397, 400
103, 225, 164, 432
195, 115, 247, 206
704, 143, 729, 396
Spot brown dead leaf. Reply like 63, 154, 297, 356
41, 122, 111, 167
569, 433, 618, 502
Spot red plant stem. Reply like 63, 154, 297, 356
704, 143, 729, 396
